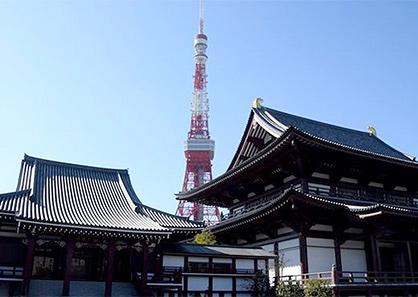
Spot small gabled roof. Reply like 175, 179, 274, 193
1, 155, 202, 237
163, 243, 275, 258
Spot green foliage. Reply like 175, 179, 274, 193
275, 279, 332, 297
246, 270, 272, 297
303, 279, 332, 297
192, 230, 217, 245
275, 281, 304, 297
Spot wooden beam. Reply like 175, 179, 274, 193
62, 240, 74, 296
21, 236, 35, 296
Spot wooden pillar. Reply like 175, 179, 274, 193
21, 236, 35, 296
370, 232, 381, 272
407, 241, 414, 274
140, 241, 149, 292
299, 232, 308, 274
208, 257, 213, 297
104, 243, 115, 297
183, 256, 189, 296
231, 258, 237, 297
62, 240, 74, 296
334, 238, 342, 273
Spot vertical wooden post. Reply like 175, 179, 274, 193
140, 240, 149, 292
370, 232, 381, 272
104, 243, 115, 297
208, 257, 213, 297
334, 237, 342, 273
407, 241, 414, 274
299, 232, 308, 274
183, 256, 189, 296
21, 236, 35, 296
62, 240, 74, 296
231, 258, 237, 297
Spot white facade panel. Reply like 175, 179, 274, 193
188, 276, 209, 291
341, 249, 367, 272
279, 238, 299, 250
307, 238, 334, 248
236, 259, 254, 270
213, 277, 233, 291
257, 259, 266, 272
278, 238, 301, 276
163, 255, 184, 267
213, 258, 232, 263
307, 246, 335, 273
189, 257, 209, 263
341, 240, 365, 249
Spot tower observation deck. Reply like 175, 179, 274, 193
175, 0, 221, 225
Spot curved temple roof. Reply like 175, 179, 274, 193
0, 155, 203, 237
178, 105, 417, 202
260, 107, 410, 161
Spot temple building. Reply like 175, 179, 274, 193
0, 155, 273, 297
178, 99, 418, 296
0, 155, 201, 296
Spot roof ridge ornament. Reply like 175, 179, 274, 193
252, 97, 263, 109
368, 126, 377, 137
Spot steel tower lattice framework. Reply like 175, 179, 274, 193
175, 0, 221, 225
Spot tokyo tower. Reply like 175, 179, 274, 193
175, 0, 221, 225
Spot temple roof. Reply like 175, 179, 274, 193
179, 105, 417, 203
0, 155, 203, 237
163, 243, 275, 258
262, 107, 410, 161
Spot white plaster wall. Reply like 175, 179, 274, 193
236, 259, 254, 270
261, 243, 276, 285
236, 277, 251, 291
257, 259, 266, 272
213, 258, 232, 263
189, 257, 209, 263
188, 276, 209, 291
278, 238, 301, 276
307, 238, 335, 273
341, 240, 367, 272
163, 255, 184, 267
213, 277, 232, 291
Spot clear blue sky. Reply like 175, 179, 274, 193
1, 0, 417, 214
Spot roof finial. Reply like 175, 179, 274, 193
252, 97, 263, 109
368, 126, 377, 137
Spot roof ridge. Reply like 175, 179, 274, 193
24, 154, 129, 174
0, 189, 31, 198
264, 107, 372, 136
141, 204, 203, 223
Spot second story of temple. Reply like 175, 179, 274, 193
177, 99, 418, 222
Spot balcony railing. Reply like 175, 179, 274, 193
224, 178, 418, 221
163, 266, 258, 275
277, 269, 418, 287
0, 266, 24, 280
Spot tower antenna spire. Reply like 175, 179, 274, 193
199, 0, 204, 34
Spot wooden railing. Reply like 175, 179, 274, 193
277, 269, 418, 287
223, 178, 418, 221
0, 266, 24, 280
164, 265, 258, 275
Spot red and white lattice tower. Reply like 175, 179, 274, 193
176, 0, 221, 225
